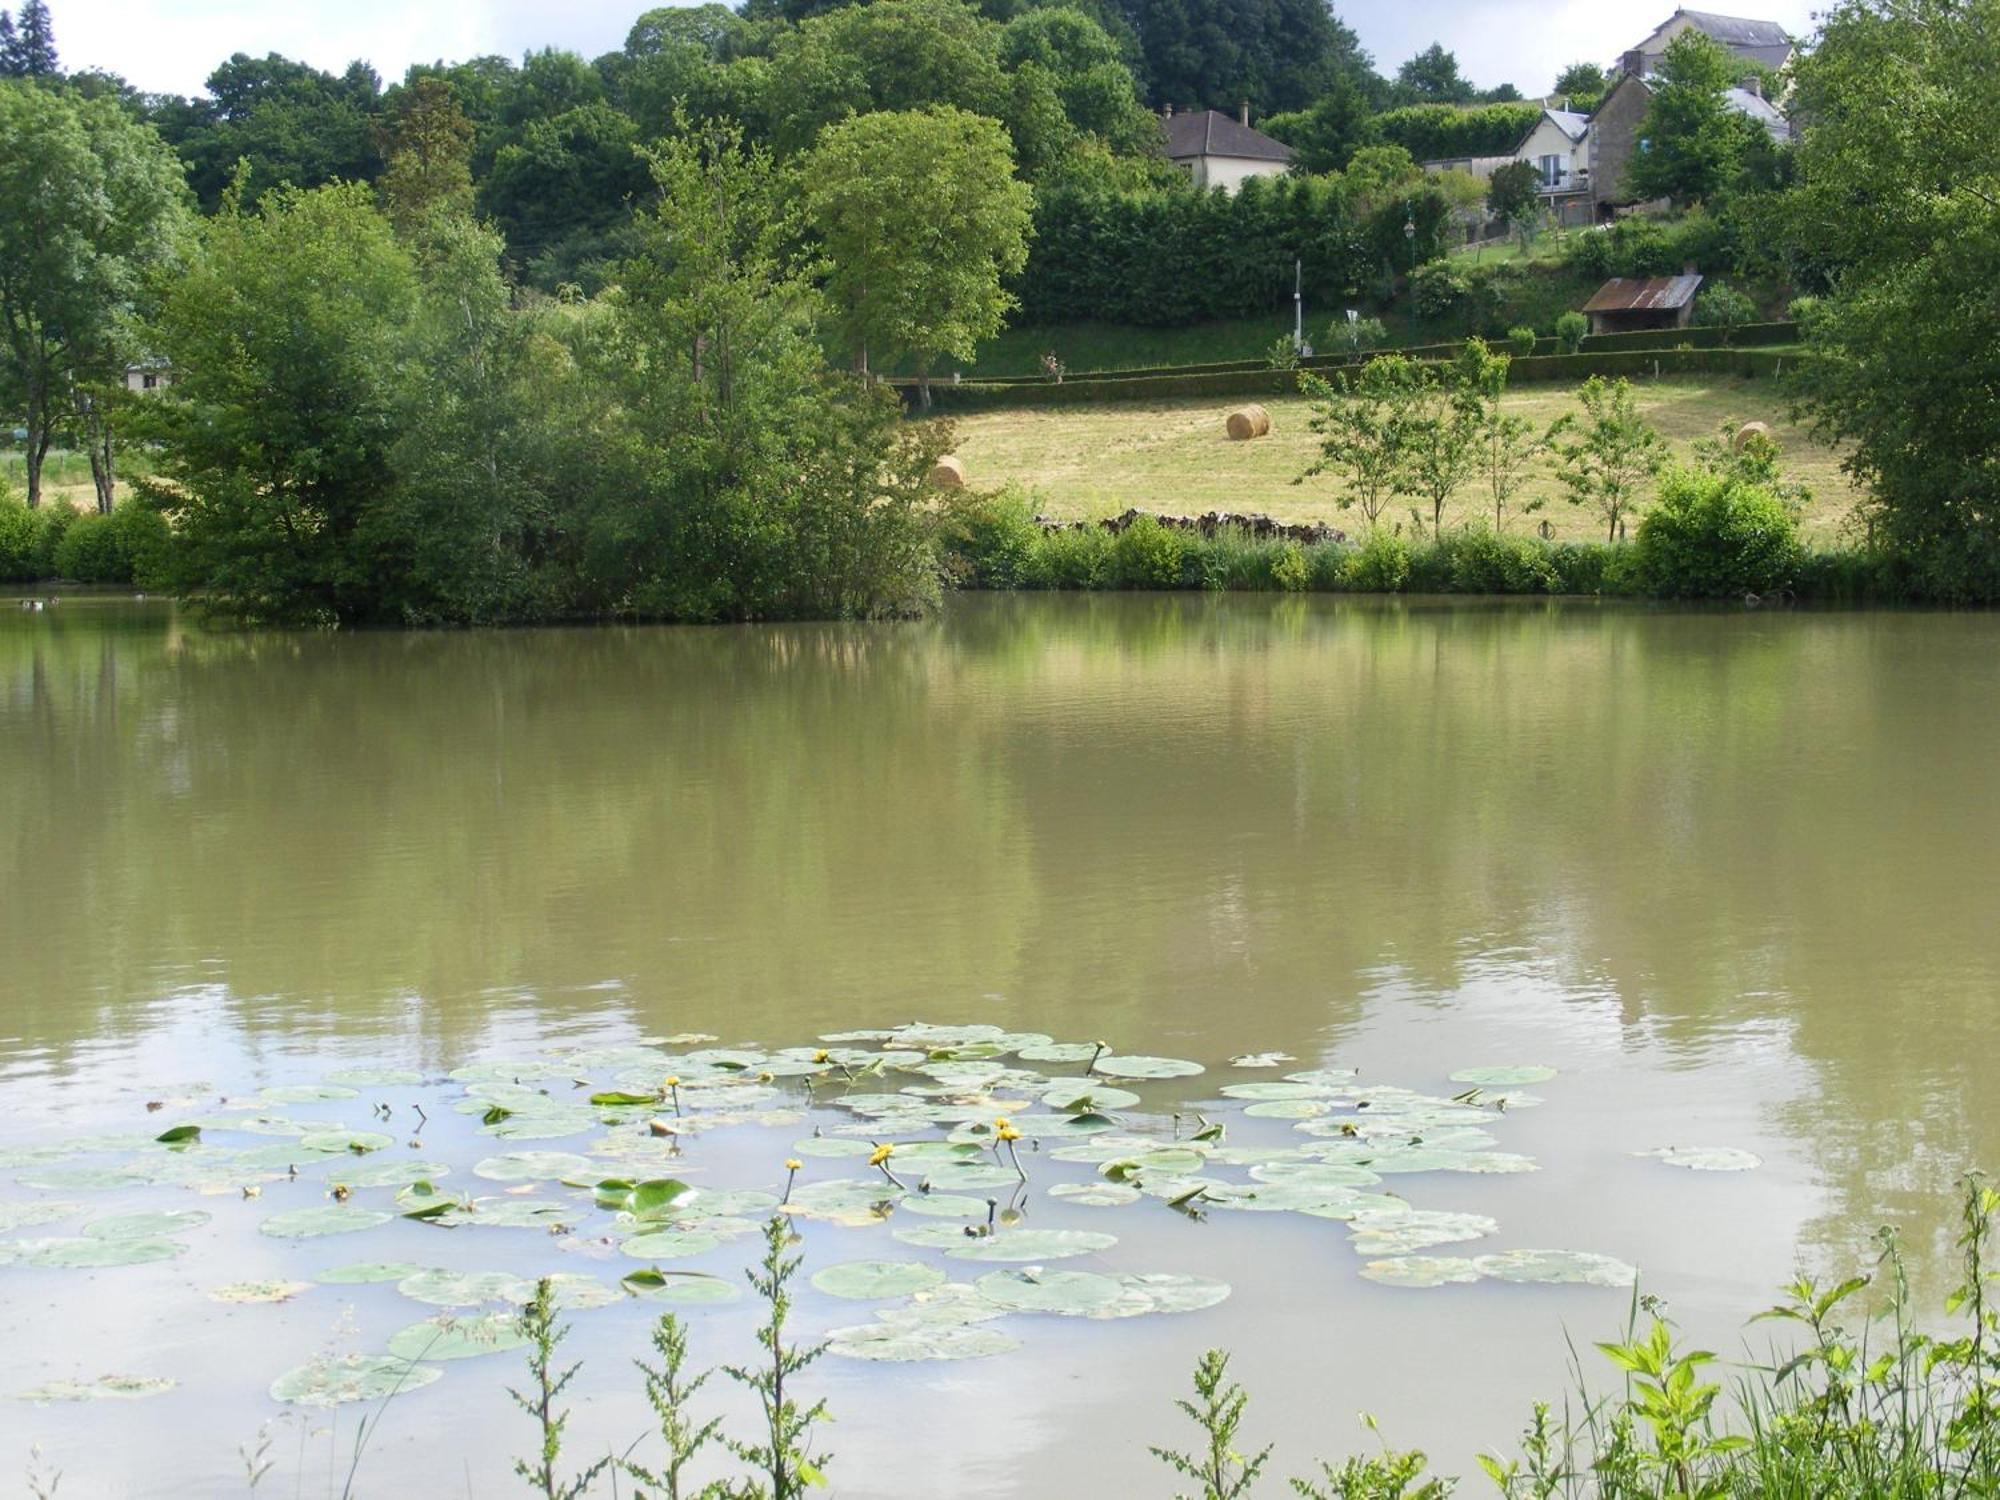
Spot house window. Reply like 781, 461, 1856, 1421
142, 373, 159, 390
1539, 154, 1565, 187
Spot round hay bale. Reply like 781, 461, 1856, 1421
1225, 405, 1272, 442
1732, 421, 1773, 453
929, 455, 967, 489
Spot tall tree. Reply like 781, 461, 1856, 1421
0, 83, 189, 508
1395, 43, 1473, 104
0, 13, 19, 78
1628, 31, 1759, 207
1554, 60, 1606, 107
376, 76, 475, 235
13, 0, 55, 77
802, 105, 1033, 401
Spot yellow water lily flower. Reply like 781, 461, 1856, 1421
812, 1050, 831, 1065
997, 1125, 1022, 1144
664, 1075, 682, 1088
868, 1144, 895, 1167
785, 1158, 803, 1173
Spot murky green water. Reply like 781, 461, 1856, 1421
3, 593, 1998, 1496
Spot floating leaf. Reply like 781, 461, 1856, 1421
324, 1067, 425, 1088
437, 1198, 572, 1230
1475, 1250, 1638, 1287
83, 1210, 211, 1241
15, 1167, 145, 1192
1243, 1101, 1330, 1120
319, 1261, 427, 1286
1248, 1163, 1382, 1190
1049, 1182, 1140, 1208
944, 1229, 1116, 1263
1040, 1082, 1140, 1112
260, 1207, 392, 1239
919, 1162, 1023, 1192
825, 1323, 1020, 1363
1636, 1146, 1762, 1173
0, 1201, 82, 1233
1449, 1066, 1558, 1087
472, 1152, 594, 1183
622, 1269, 742, 1305
339, 1159, 453, 1189
12, 1236, 187, 1268
17, 1375, 176, 1402
1091, 1055, 1203, 1081
1015, 1042, 1102, 1064
1361, 1257, 1483, 1288
260, 1085, 360, 1105
210, 1280, 313, 1305
810, 1260, 948, 1300
154, 1125, 201, 1145
1230, 1053, 1295, 1068
389, 1313, 529, 1362
298, 1130, 396, 1156
891, 1222, 987, 1250
620, 1229, 722, 1261
1219, 1082, 1335, 1102
270, 1354, 441, 1407
891, 1193, 990, 1219
396, 1269, 531, 1307
1094, 1273, 1233, 1318
974, 1268, 1124, 1316
1348, 1210, 1499, 1256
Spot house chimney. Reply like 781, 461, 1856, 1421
1240, 100, 1251, 128
1744, 73, 1763, 100
1621, 49, 1645, 78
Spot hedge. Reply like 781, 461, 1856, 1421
914, 348, 1794, 411
1369, 103, 1544, 162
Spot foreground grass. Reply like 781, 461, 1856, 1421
941, 378, 1860, 545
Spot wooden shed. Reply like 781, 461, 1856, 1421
1581, 274, 1704, 336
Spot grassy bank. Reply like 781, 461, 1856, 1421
939, 380, 1860, 547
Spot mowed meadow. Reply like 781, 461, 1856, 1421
942, 377, 1863, 543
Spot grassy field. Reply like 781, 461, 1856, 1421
941, 377, 1864, 544
0, 450, 141, 511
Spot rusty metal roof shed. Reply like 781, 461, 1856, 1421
1582, 274, 1704, 314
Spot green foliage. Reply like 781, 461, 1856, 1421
1261, 76, 1371, 175
50, 510, 125, 583
1409, 263, 1469, 320
1554, 312, 1589, 354
803, 106, 1033, 387
943, 486, 1043, 588
720, 1217, 831, 1498
1506, 327, 1537, 357
1343, 530, 1413, 592
1392, 44, 1475, 106
1370, 102, 1541, 163
1024, 523, 1113, 588
1786, 0, 2000, 601
1327, 317, 1388, 358
1110, 0, 1373, 118
1561, 211, 1738, 284
1486, 162, 1541, 227
1628, 31, 1763, 208
1691, 281, 1757, 342
510, 1279, 611, 1500
1111, 515, 1188, 588
1149, 1348, 1271, 1500
1299, 355, 1422, 528
1554, 376, 1667, 541
1634, 465, 1801, 598
1554, 61, 1607, 112
625, 1312, 726, 1500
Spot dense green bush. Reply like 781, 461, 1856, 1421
1555, 311, 1589, 353
30, 502, 76, 579
0, 496, 36, 582
52, 511, 129, 583
1507, 326, 1537, 356
1562, 212, 1739, 282
942, 486, 1042, 587
1110, 516, 1188, 588
1634, 466, 1802, 597
1435, 527, 1563, 594
1023, 525, 1113, 588
1369, 103, 1542, 162
1343, 531, 1414, 592
1410, 262, 1470, 318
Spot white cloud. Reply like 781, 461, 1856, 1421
48, 0, 1822, 100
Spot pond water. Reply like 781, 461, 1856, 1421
2, 592, 1998, 1497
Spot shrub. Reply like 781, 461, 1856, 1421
110, 500, 174, 588
1634, 466, 1801, 598
1264, 337, 1301, 372
1024, 525, 1112, 589
1325, 315, 1387, 358
0, 497, 38, 582
1270, 541, 1311, 592
944, 487, 1042, 588
1439, 528, 1561, 594
31, 502, 77, 579
52, 511, 131, 583
1343, 531, 1413, 592
1411, 262, 1471, 319
1555, 311, 1589, 353
1111, 516, 1188, 589
1692, 282, 1757, 343
1507, 326, 1538, 357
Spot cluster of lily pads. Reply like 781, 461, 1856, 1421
0, 1023, 1759, 1406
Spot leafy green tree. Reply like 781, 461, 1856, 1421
1396, 345, 1486, 533
1298, 354, 1422, 528
1554, 376, 1667, 541
1260, 73, 1369, 174
148, 54, 384, 208
1554, 60, 1606, 109
802, 105, 1033, 400
376, 76, 475, 235
1487, 160, 1541, 226
138, 180, 421, 624
0, 14, 15, 77
0, 82, 189, 508
1111, 0, 1376, 116
1, 0, 56, 77
1786, 0, 2000, 598
1394, 43, 1474, 105
1459, 338, 1558, 531
479, 102, 649, 289
1628, 30, 1760, 208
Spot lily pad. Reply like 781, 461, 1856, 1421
1040, 1082, 1141, 1112
396, 1269, 532, 1307
620, 1229, 723, 1261
1348, 1210, 1498, 1256
1361, 1256, 1483, 1288
13, 1236, 187, 1268
324, 1067, 425, 1088
320, 1261, 428, 1285
825, 1322, 1021, 1363
210, 1280, 314, 1304
920, 1162, 1024, 1192
17, 1375, 176, 1402
622, 1269, 742, 1305
891, 1222, 988, 1250
473, 1151, 595, 1183
260, 1206, 392, 1239
1230, 1052, 1295, 1068
974, 1268, 1124, 1316
389, 1312, 529, 1362
300, 1129, 396, 1156
83, 1210, 211, 1240
810, 1260, 948, 1300
892, 1193, 991, 1219
270, 1354, 441, 1407
1219, 1082, 1336, 1102
944, 1228, 1116, 1263
1091, 1055, 1204, 1081
260, 1084, 360, 1104
1049, 1182, 1141, 1208
1449, 1066, 1558, 1087
15, 1167, 145, 1192
1095, 1273, 1233, 1318
437, 1198, 572, 1230
1636, 1146, 1762, 1173
1475, 1249, 1638, 1287
0, 1201, 82, 1233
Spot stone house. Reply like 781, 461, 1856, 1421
1161, 106, 1294, 194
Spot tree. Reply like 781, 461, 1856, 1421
150, 54, 384, 208
1110, 0, 1377, 116
1395, 43, 1473, 105
1260, 72, 1369, 174
1396, 350, 1484, 533
802, 106, 1033, 401
1785, 0, 2000, 598
1487, 160, 1541, 226
1554, 60, 1606, 108
0, 83, 190, 508
1554, 376, 1667, 541
376, 76, 475, 235
4, 1, 55, 77
1459, 338, 1558, 531
1628, 31, 1759, 208
138, 181, 421, 623
0, 13, 18, 78
1297, 354, 1422, 528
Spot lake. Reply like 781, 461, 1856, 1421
3, 592, 1997, 1497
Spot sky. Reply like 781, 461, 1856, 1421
47, 0, 1823, 100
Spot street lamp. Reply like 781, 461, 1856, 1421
1404, 207, 1418, 336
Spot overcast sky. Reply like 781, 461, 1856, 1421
49, 0, 1822, 100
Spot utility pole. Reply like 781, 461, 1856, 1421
1293, 257, 1304, 356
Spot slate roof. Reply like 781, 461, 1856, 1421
1545, 109, 1590, 143
1163, 110, 1295, 165
1724, 85, 1791, 141
1661, 9, 1794, 70
1582, 275, 1705, 314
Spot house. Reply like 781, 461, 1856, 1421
1623, 9, 1794, 78
1582, 274, 1704, 335
1587, 70, 1790, 213
1162, 106, 1293, 194
1511, 108, 1593, 225
124, 360, 170, 394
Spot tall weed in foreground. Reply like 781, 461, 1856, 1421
1151, 1348, 1272, 1499
626, 1312, 725, 1500
719, 1216, 831, 1498
512, 1278, 612, 1500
